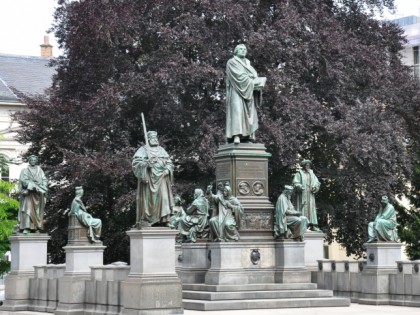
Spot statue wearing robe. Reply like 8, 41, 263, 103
367, 196, 398, 242
274, 186, 309, 241
178, 189, 209, 243
132, 134, 175, 226
292, 161, 321, 230
225, 44, 265, 143
18, 156, 48, 233
70, 190, 102, 243
207, 185, 243, 242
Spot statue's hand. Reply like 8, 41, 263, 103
206, 184, 213, 193
163, 169, 169, 176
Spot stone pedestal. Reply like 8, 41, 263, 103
214, 143, 274, 240
275, 240, 310, 283
179, 242, 210, 284
0, 234, 50, 311
203, 241, 279, 285
358, 242, 403, 305
304, 231, 325, 270
365, 242, 402, 270
63, 244, 106, 276
55, 243, 105, 314
121, 228, 183, 315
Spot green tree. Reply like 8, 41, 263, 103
0, 180, 18, 276
13, 0, 420, 261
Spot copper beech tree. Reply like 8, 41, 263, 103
14, 0, 420, 261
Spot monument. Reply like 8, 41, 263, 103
1, 155, 50, 311
122, 129, 183, 314
55, 187, 106, 315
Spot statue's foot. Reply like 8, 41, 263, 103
22, 229, 29, 234
366, 238, 376, 243
234, 136, 240, 144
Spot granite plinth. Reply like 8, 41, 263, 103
364, 242, 402, 270
275, 240, 310, 283
0, 234, 50, 312
63, 244, 105, 276
121, 228, 183, 315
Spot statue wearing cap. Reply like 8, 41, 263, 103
132, 131, 175, 227
70, 186, 102, 243
367, 196, 398, 243
18, 155, 48, 234
274, 185, 309, 241
292, 159, 321, 231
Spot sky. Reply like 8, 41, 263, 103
0, 0, 420, 57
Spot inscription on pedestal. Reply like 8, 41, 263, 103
237, 161, 265, 178
239, 211, 272, 231
216, 162, 231, 180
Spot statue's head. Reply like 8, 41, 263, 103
301, 159, 312, 170
234, 44, 247, 58
216, 181, 224, 192
194, 188, 204, 199
75, 186, 84, 197
174, 194, 182, 205
147, 131, 159, 147
28, 155, 39, 166
223, 185, 232, 198
283, 185, 294, 196
380, 195, 389, 205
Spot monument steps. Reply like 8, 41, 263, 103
182, 283, 350, 311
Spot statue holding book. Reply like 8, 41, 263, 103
225, 44, 266, 144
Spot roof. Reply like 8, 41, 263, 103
0, 53, 55, 103
392, 15, 420, 27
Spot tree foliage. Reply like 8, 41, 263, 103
14, 0, 420, 261
0, 180, 18, 276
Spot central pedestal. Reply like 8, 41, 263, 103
214, 143, 274, 240
121, 228, 183, 315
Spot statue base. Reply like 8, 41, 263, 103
121, 228, 183, 315
275, 240, 311, 283
0, 234, 50, 312
214, 143, 274, 240
304, 231, 325, 270
55, 242, 105, 314
357, 242, 403, 305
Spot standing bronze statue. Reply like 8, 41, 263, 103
274, 185, 309, 241
206, 184, 244, 242
226, 44, 266, 144
132, 131, 175, 227
70, 186, 102, 243
367, 196, 398, 243
292, 160, 321, 231
18, 155, 48, 234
